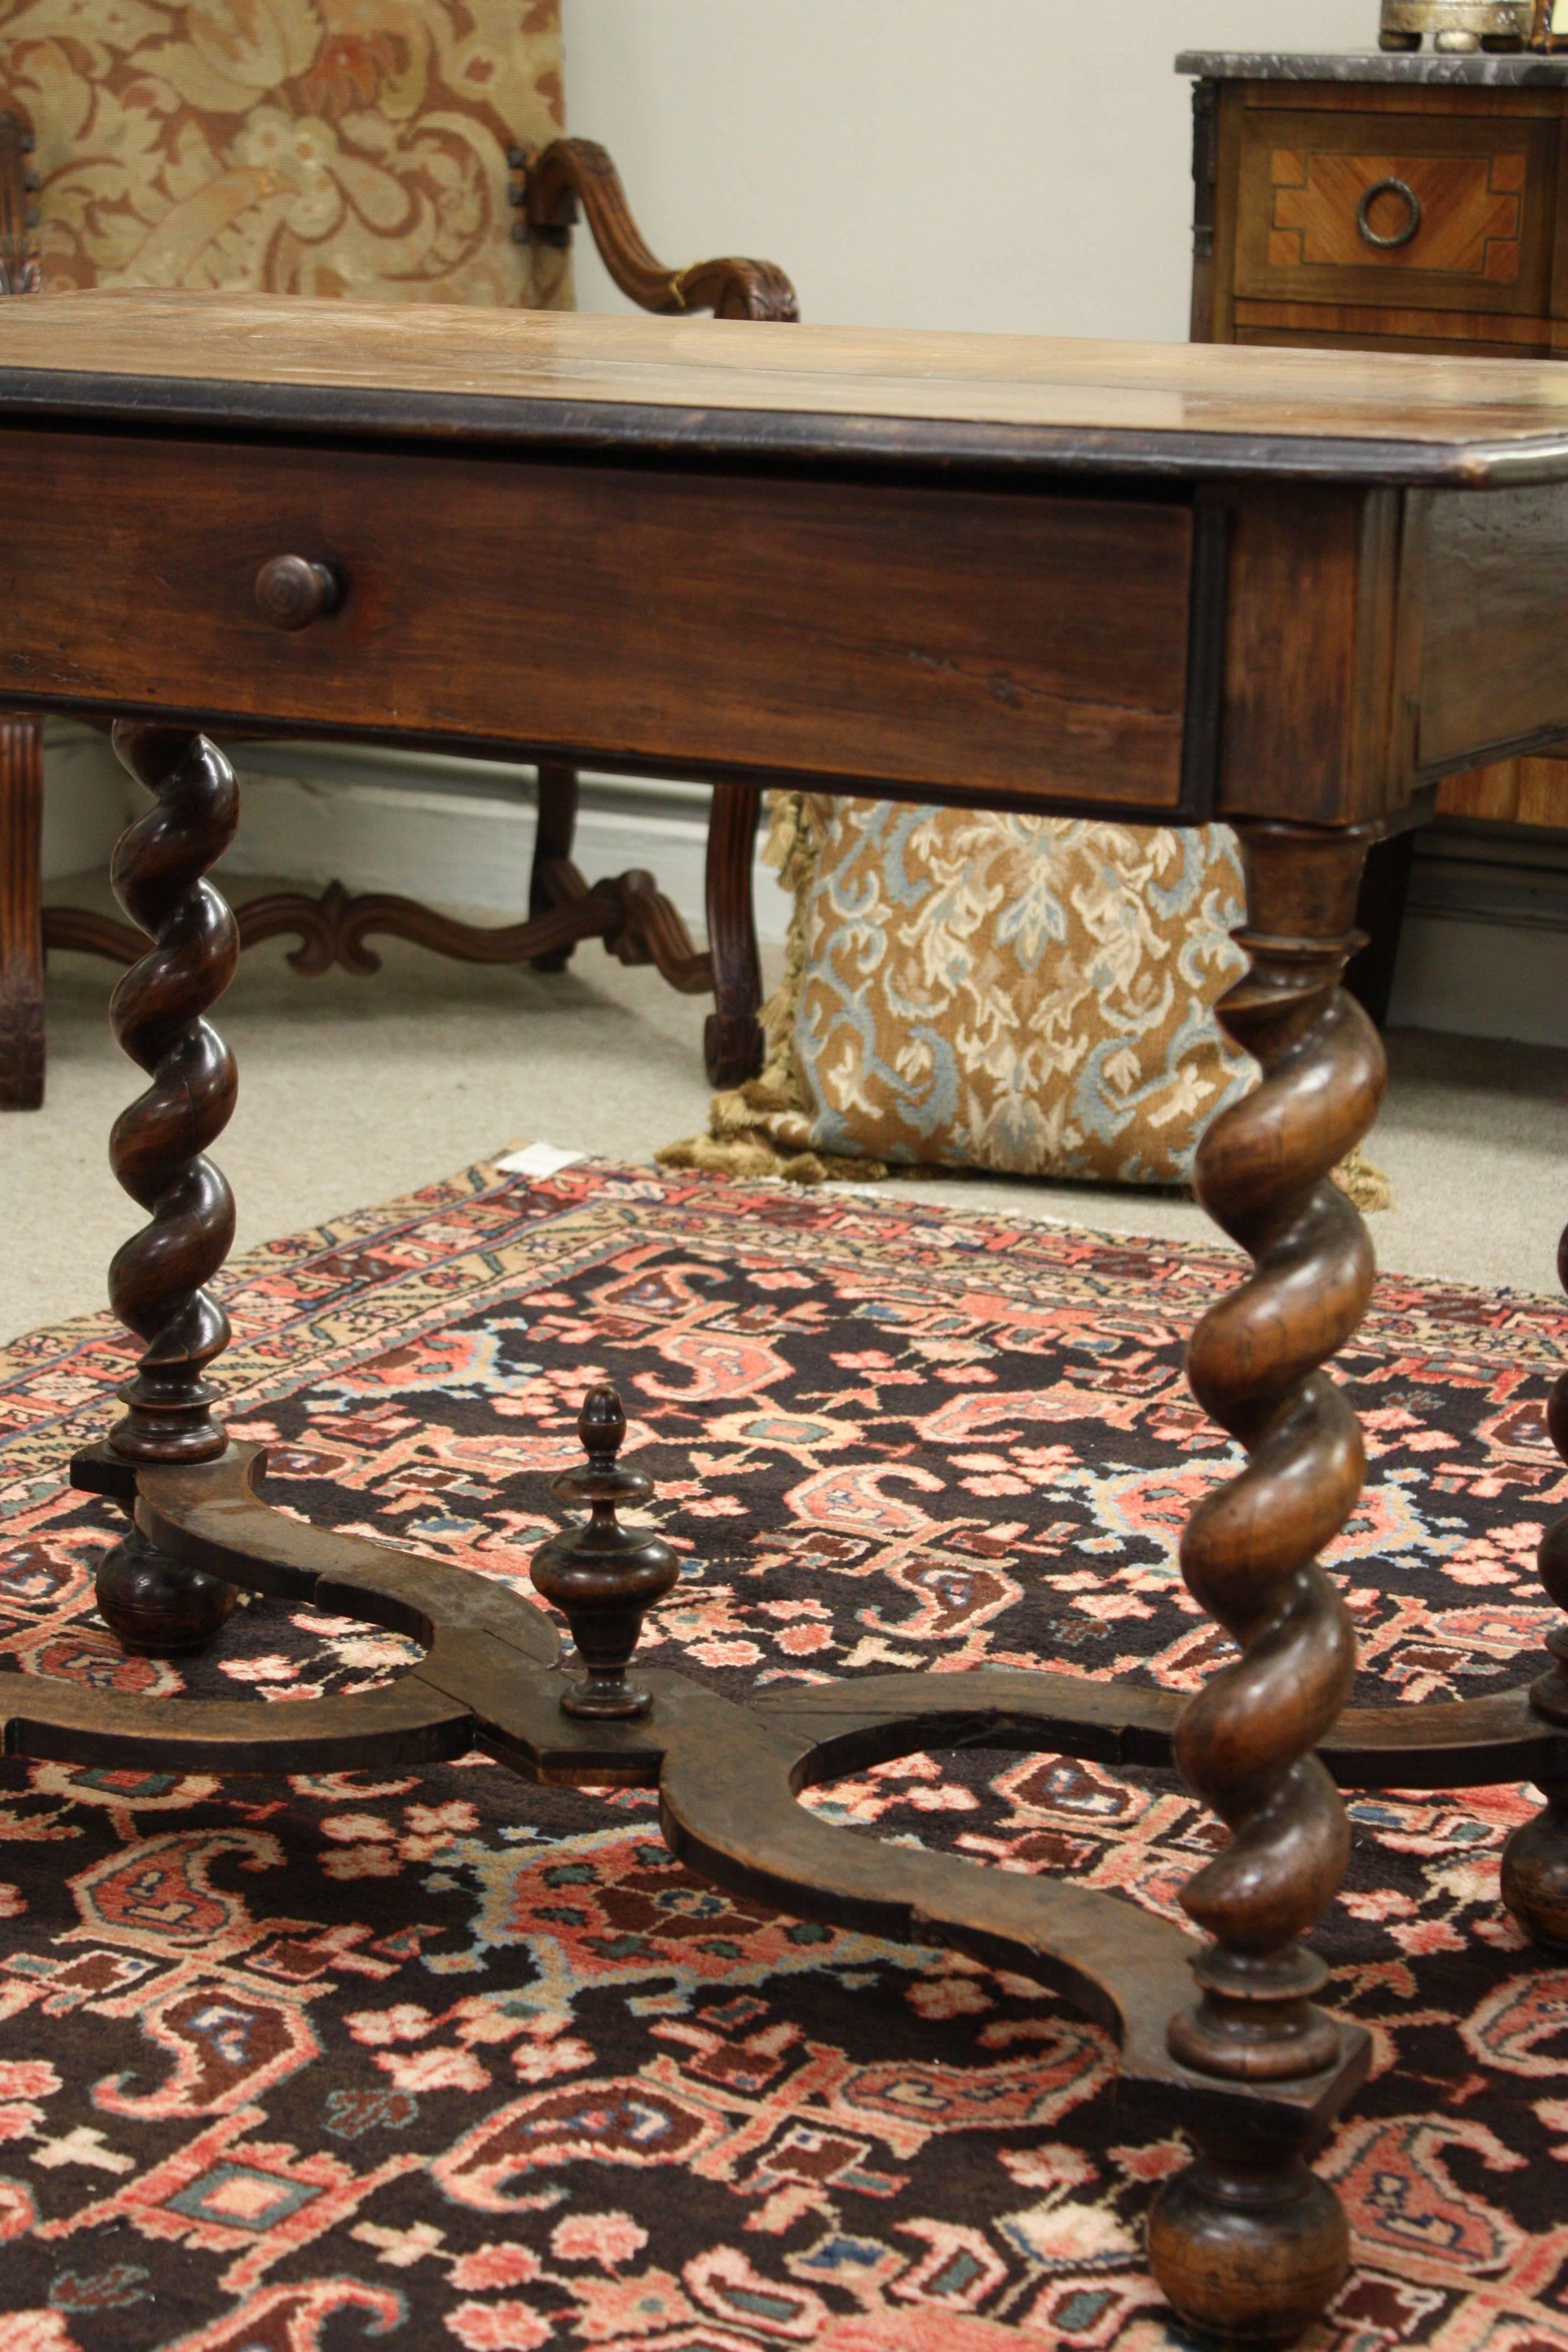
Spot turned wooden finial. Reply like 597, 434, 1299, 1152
530, 1385, 679, 1719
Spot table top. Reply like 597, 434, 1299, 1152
1177, 47, 1568, 87
8, 290, 1568, 485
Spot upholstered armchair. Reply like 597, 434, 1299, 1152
0, 7, 793, 1108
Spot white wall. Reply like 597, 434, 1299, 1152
560, 0, 1370, 337
40, 724, 129, 882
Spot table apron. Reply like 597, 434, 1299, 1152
4, 429, 1202, 810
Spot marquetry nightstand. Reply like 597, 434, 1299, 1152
1179, 46, 1568, 1011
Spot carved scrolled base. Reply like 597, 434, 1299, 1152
602, 870, 709, 988
95, 1523, 237, 1657
1148, 2149, 1349, 2350
230, 869, 712, 993
1501, 1777, 1568, 1951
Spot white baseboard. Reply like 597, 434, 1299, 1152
38, 727, 790, 947
40, 722, 133, 881
37, 727, 1568, 1047
1387, 913, 1568, 1048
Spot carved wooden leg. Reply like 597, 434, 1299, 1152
1344, 827, 1415, 1032
1149, 820, 1385, 2348
1501, 1227, 1568, 1946
89, 724, 241, 1654
529, 761, 581, 972
0, 714, 44, 1109
704, 781, 764, 1087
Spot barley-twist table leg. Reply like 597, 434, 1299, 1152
89, 723, 241, 1654
1150, 820, 1385, 2346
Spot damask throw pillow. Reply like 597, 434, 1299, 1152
661, 793, 1390, 1208
792, 796, 1256, 1184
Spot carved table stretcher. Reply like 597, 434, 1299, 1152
4, 291, 1568, 2345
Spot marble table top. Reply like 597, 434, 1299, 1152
1177, 48, 1568, 85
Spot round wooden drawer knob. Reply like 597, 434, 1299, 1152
255, 555, 341, 631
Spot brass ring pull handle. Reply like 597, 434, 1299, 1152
254, 554, 341, 632
1356, 177, 1423, 251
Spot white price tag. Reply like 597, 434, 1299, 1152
494, 1142, 586, 1178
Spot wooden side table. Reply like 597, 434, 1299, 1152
10, 292, 1568, 2344
1180, 44, 1568, 1014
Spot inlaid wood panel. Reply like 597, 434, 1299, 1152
1269, 148, 1523, 280
1436, 754, 1568, 824
1236, 108, 1556, 315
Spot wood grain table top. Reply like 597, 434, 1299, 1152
8, 290, 1568, 484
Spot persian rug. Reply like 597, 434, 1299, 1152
0, 1152, 1563, 2352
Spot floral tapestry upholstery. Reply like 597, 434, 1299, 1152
1, 0, 568, 307
790, 799, 1255, 1186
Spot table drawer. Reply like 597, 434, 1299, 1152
1235, 107, 1558, 316
0, 429, 1200, 812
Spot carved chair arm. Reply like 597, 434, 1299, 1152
509, 137, 798, 322
0, 109, 39, 297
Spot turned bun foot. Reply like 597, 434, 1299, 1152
1148, 2154, 1349, 2349
1501, 1783, 1568, 1950
96, 1524, 237, 1657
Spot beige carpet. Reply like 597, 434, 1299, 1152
3, 872, 1564, 1343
